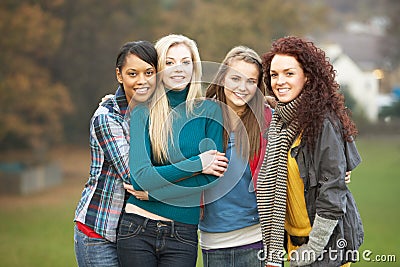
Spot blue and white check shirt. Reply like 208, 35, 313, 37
74, 87, 130, 242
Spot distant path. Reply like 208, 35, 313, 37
0, 145, 90, 210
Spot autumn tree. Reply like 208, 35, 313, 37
0, 0, 331, 151
381, 0, 400, 68
0, 0, 73, 155
154, 0, 329, 61
48, 0, 329, 143
50, 0, 161, 142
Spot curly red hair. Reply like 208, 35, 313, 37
262, 36, 358, 148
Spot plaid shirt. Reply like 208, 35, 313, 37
74, 87, 130, 242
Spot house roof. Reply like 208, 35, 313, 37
320, 31, 385, 71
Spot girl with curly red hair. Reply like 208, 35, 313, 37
257, 36, 364, 267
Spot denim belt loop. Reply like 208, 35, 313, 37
170, 221, 175, 237
141, 217, 149, 232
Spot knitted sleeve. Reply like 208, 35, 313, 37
142, 100, 224, 201
128, 105, 204, 191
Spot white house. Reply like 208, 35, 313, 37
323, 44, 379, 122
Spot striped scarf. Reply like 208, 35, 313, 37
256, 98, 300, 264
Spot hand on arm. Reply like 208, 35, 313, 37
129, 101, 228, 202
129, 106, 207, 191
124, 182, 148, 201
98, 94, 114, 106
265, 95, 277, 109
345, 171, 351, 184
133, 149, 228, 203
199, 150, 228, 177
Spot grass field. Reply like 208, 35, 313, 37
0, 136, 399, 267
345, 136, 400, 266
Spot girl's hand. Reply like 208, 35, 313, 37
199, 150, 229, 177
99, 94, 114, 106
123, 182, 149, 201
345, 171, 352, 184
265, 95, 277, 109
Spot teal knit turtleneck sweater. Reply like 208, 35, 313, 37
127, 87, 224, 225
166, 86, 188, 108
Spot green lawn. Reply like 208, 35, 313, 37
0, 136, 399, 266
345, 136, 400, 266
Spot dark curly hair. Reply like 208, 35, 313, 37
262, 36, 358, 149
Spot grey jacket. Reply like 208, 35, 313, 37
291, 116, 364, 266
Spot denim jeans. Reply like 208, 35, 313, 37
202, 246, 265, 267
74, 225, 119, 267
117, 212, 198, 267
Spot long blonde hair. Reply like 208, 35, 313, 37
206, 46, 266, 160
150, 34, 203, 163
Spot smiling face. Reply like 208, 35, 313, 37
223, 60, 259, 114
162, 43, 193, 90
116, 53, 156, 105
269, 54, 307, 103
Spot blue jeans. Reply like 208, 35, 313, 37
202, 246, 265, 267
74, 225, 119, 267
117, 212, 198, 267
